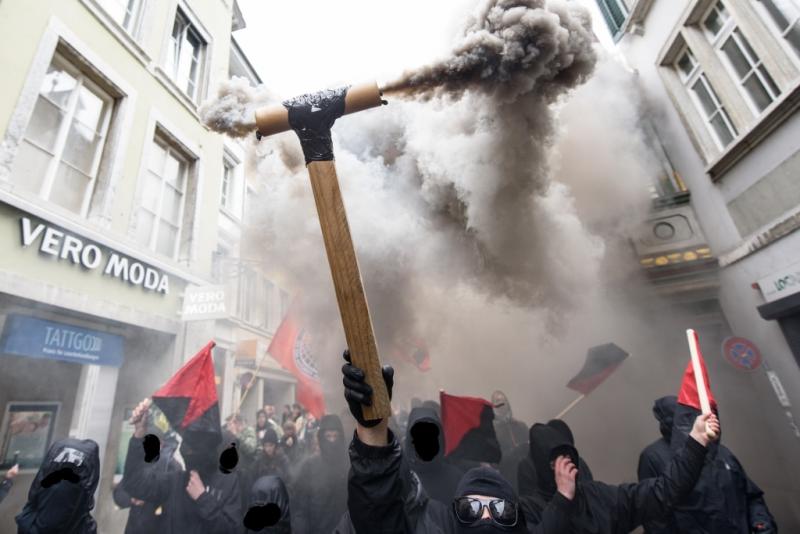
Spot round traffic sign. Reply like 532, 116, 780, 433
722, 337, 762, 371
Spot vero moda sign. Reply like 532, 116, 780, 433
19, 216, 170, 294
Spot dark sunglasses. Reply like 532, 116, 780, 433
453, 496, 518, 527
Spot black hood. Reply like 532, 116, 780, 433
405, 407, 444, 463
546, 419, 574, 445
182, 430, 226, 476
455, 467, 526, 533
318, 414, 345, 461
244, 475, 291, 533
16, 438, 100, 533
528, 424, 578, 499
516, 456, 537, 496
653, 395, 678, 440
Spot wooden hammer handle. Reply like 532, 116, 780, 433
307, 160, 392, 421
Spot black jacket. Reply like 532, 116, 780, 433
15, 438, 100, 534
637, 396, 678, 534
404, 407, 463, 506
337, 429, 572, 534
122, 435, 242, 534
0, 477, 12, 504
292, 415, 348, 534
245, 475, 292, 533
522, 423, 707, 534
114, 444, 180, 534
666, 404, 777, 534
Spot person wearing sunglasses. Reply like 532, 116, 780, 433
335, 350, 577, 534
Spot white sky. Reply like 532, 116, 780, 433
235, 0, 616, 97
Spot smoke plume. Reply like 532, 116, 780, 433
199, 77, 274, 138
382, 0, 596, 102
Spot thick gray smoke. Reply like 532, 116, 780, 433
382, 0, 596, 102
199, 77, 273, 138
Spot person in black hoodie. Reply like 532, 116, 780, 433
15, 437, 100, 534
546, 420, 593, 483
660, 403, 777, 534
337, 350, 576, 534
244, 475, 291, 533
292, 414, 348, 534
636, 395, 678, 534
404, 406, 464, 505
113, 434, 180, 534
122, 398, 242, 534
521, 413, 719, 534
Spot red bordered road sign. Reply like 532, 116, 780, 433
722, 337, 762, 371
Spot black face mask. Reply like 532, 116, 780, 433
319, 432, 344, 460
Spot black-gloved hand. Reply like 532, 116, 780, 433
342, 349, 394, 428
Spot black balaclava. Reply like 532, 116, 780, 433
317, 414, 345, 461
652, 395, 678, 440
528, 424, 579, 501
454, 466, 526, 533
406, 407, 443, 463
546, 419, 574, 446
244, 475, 291, 533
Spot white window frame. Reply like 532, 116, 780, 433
676, 47, 739, 150
13, 53, 113, 217
136, 133, 190, 259
165, 7, 207, 103
702, 2, 781, 115
95, 0, 145, 36
752, 0, 800, 61
220, 150, 245, 220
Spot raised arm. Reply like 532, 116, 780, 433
617, 413, 719, 531
121, 398, 172, 504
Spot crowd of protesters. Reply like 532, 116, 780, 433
0, 360, 779, 533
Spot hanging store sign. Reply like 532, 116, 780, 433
0, 314, 124, 367
181, 285, 228, 321
757, 259, 800, 303
19, 216, 169, 294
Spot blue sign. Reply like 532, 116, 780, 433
1, 314, 124, 367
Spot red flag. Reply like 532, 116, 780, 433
678, 332, 717, 412
391, 337, 431, 372
152, 340, 220, 437
440, 391, 501, 463
267, 305, 325, 418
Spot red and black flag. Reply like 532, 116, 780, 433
391, 337, 431, 372
152, 340, 221, 442
440, 391, 501, 464
566, 343, 629, 395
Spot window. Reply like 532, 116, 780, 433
596, 0, 628, 37
754, 0, 800, 56
237, 267, 270, 328
220, 154, 244, 219
10, 54, 113, 215
133, 134, 189, 258
165, 8, 206, 102
97, 0, 143, 34
221, 163, 232, 210
676, 48, 739, 149
703, 3, 781, 114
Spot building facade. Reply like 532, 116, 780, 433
0, 0, 291, 530
597, 0, 800, 528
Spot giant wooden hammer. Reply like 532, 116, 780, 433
255, 82, 391, 421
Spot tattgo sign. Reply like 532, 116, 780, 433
19, 217, 170, 294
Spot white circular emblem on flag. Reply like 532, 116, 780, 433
293, 329, 320, 381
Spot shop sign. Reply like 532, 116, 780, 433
766, 371, 791, 408
757, 259, 800, 303
721, 337, 762, 371
182, 285, 228, 321
0, 314, 124, 367
20, 217, 170, 294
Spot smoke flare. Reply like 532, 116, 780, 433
382, 0, 596, 101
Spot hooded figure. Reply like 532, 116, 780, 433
636, 396, 678, 534
522, 422, 710, 533
122, 430, 242, 534
491, 391, 528, 458
452, 467, 528, 533
250, 428, 290, 492
292, 414, 348, 534
663, 404, 777, 534
404, 407, 463, 505
244, 476, 291, 533
546, 419, 593, 483
16, 438, 100, 534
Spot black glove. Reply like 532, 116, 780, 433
342, 349, 394, 428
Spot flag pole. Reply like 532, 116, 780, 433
686, 328, 717, 439
555, 394, 586, 419
236, 351, 270, 414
